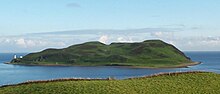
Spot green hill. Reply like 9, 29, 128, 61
1, 72, 220, 94
10, 40, 198, 68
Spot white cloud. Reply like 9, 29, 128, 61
15, 38, 26, 47
151, 32, 163, 37
56, 42, 66, 47
117, 37, 124, 42
98, 35, 108, 44
4, 39, 10, 43
1, 28, 220, 52
14, 38, 39, 48
117, 37, 133, 43
168, 41, 175, 45
26, 40, 36, 47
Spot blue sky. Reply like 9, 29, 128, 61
0, 0, 220, 52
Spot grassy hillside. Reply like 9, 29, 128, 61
1, 72, 220, 94
10, 40, 196, 68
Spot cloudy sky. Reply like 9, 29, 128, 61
1, 0, 220, 53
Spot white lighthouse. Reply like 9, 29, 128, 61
14, 55, 17, 59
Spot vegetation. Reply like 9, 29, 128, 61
1, 72, 220, 94
10, 40, 196, 68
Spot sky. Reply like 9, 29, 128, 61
1, 0, 220, 53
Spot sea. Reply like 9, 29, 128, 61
0, 52, 220, 86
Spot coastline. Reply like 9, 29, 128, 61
118, 62, 201, 69
4, 61, 201, 69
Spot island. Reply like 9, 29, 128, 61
9, 40, 200, 68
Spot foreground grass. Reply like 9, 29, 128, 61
1, 72, 220, 94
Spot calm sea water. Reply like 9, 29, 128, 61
0, 52, 219, 85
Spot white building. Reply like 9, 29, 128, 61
14, 55, 17, 59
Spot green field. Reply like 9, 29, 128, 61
10, 40, 196, 68
1, 72, 220, 94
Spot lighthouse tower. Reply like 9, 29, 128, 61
14, 55, 17, 59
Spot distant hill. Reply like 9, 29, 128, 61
10, 40, 198, 68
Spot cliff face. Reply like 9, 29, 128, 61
11, 40, 192, 67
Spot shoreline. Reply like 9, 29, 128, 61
4, 61, 201, 69
118, 62, 201, 69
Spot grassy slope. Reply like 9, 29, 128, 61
1, 72, 220, 94
11, 40, 194, 68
